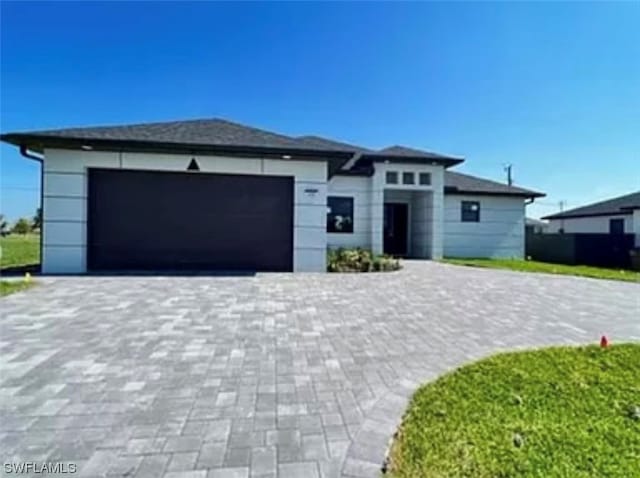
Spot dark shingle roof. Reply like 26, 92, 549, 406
445, 171, 545, 198
295, 135, 371, 153
362, 144, 464, 166
1, 118, 543, 196
542, 191, 640, 219
377, 145, 457, 159
1, 118, 352, 154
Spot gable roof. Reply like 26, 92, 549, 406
542, 191, 640, 220
445, 171, 544, 198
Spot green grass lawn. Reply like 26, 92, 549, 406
0, 233, 40, 271
443, 258, 640, 282
0, 279, 35, 297
388, 344, 640, 478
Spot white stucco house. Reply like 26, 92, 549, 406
543, 191, 640, 245
1, 118, 544, 273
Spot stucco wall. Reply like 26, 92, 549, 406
42, 148, 328, 273
326, 176, 371, 250
546, 214, 633, 234
374, 163, 444, 259
444, 194, 525, 258
326, 163, 444, 259
411, 192, 433, 258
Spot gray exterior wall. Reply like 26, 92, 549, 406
443, 194, 526, 258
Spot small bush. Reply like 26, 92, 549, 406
327, 247, 401, 272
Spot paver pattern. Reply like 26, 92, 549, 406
1, 262, 638, 478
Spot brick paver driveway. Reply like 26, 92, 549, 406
1, 262, 638, 478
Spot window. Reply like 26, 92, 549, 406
609, 218, 624, 235
402, 172, 415, 185
461, 201, 480, 222
327, 197, 354, 233
385, 171, 398, 184
419, 173, 431, 185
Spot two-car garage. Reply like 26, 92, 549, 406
87, 169, 294, 272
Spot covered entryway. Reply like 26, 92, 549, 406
87, 168, 293, 271
383, 189, 434, 259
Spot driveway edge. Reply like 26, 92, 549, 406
340, 377, 419, 478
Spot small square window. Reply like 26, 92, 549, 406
402, 172, 415, 185
386, 171, 398, 184
419, 173, 431, 185
609, 218, 624, 235
327, 196, 354, 233
461, 201, 480, 222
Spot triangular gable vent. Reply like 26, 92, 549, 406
187, 158, 200, 171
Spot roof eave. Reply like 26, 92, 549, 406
542, 210, 633, 220
445, 187, 545, 199
0, 133, 354, 157
0, 133, 356, 176
362, 154, 464, 168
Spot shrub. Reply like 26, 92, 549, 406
11, 218, 32, 235
327, 247, 401, 272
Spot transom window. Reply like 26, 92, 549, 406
419, 173, 431, 185
327, 196, 354, 233
402, 172, 415, 185
461, 201, 480, 222
386, 171, 398, 184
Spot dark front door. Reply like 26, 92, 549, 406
384, 203, 408, 256
87, 168, 294, 272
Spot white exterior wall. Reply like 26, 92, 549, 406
325, 163, 444, 259
633, 210, 640, 247
376, 163, 444, 259
327, 176, 371, 249
411, 192, 433, 258
546, 214, 633, 234
42, 148, 328, 273
444, 194, 525, 258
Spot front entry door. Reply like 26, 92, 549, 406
384, 203, 408, 256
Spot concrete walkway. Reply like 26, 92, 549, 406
1, 261, 638, 478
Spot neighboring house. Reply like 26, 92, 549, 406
525, 217, 549, 234
1, 118, 544, 273
543, 192, 640, 243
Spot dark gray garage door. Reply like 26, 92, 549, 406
87, 168, 293, 271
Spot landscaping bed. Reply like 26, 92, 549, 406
387, 344, 640, 478
443, 258, 640, 283
327, 248, 401, 272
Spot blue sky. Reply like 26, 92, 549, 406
1, 1, 639, 221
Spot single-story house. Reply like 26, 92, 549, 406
525, 217, 549, 234
1, 118, 544, 273
543, 192, 640, 243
